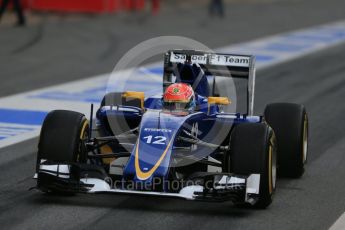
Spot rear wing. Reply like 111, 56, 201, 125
163, 50, 256, 116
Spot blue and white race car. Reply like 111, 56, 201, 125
35, 50, 308, 208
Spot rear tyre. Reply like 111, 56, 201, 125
99, 92, 142, 136
100, 92, 123, 107
36, 110, 89, 193
264, 103, 308, 178
224, 123, 277, 209
100, 92, 142, 108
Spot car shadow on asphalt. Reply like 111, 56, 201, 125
29, 191, 259, 217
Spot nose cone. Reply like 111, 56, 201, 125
134, 131, 175, 181
123, 111, 188, 189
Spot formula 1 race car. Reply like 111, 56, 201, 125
34, 50, 308, 208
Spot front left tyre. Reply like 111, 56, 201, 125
37, 110, 89, 164
36, 110, 89, 193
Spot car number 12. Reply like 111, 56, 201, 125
143, 135, 167, 145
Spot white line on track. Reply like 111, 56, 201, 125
330, 213, 345, 230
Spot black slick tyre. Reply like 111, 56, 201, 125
36, 110, 89, 193
264, 103, 308, 178
224, 123, 277, 209
37, 110, 89, 164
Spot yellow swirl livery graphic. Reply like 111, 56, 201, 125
135, 137, 174, 180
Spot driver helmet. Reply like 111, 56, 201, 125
163, 83, 196, 114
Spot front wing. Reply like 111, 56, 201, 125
34, 163, 260, 205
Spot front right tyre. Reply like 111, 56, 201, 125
224, 123, 277, 209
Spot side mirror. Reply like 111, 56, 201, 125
207, 97, 231, 115
208, 97, 231, 105
122, 91, 145, 109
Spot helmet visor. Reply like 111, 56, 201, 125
163, 101, 192, 112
